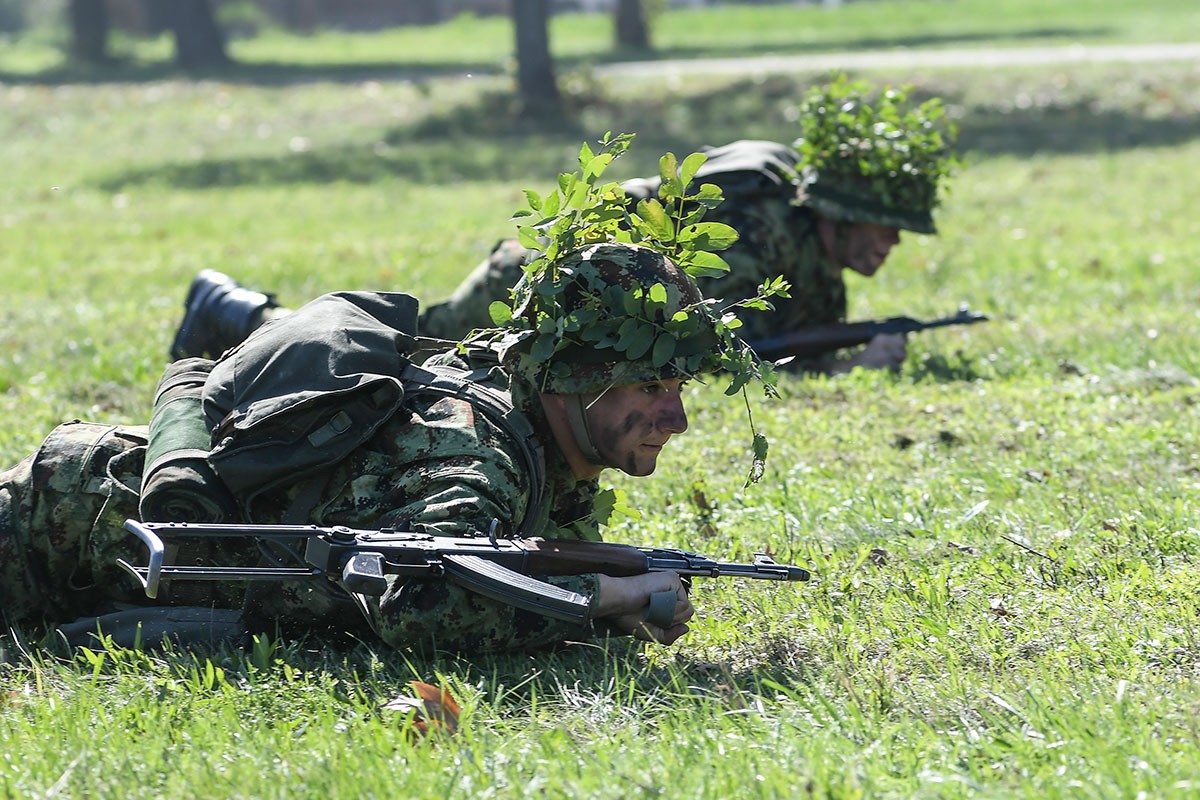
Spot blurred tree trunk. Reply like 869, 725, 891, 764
614, 0, 650, 51
512, 0, 561, 115
163, 0, 230, 69
68, 0, 110, 64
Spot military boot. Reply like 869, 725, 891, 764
169, 270, 277, 360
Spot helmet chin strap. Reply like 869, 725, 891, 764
564, 394, 604, 466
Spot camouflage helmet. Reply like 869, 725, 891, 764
793, 74, 959, 235
496, 242, 721, 396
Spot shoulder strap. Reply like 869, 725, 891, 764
398, 361, 547, 538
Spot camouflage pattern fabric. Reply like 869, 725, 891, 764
244, 356, 603, 653
252, 143, 849, 348
0, 422, 249, 626
413, 193, 845, 347
0, 359, 604, 654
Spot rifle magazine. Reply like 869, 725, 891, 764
441, 554, 593, 625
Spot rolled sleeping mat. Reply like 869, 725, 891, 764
138, 357, 239, 523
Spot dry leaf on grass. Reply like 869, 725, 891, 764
381, 680, 461, 737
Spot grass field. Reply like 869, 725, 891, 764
2, 1, 1200, 797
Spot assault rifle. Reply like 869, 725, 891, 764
119, 520, 810, 628
750, 306, 989, 363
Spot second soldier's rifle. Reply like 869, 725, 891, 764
750, 306, 989, 363
119, 520, 810, 628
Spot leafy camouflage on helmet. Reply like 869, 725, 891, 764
478, 133, 788, 484
793, 74, 959, 234
481, 133, 785, 399
495, 242, 720, 395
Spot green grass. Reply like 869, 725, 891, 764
3, 2, 1200, 797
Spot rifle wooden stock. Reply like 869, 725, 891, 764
750, 321, 883, 361
750, 308, 989, 363
518, 539, 663, 576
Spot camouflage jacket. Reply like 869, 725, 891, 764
0, 355, 605, 654
698, 187, 847, 343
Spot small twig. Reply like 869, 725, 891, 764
999, 534, 1054, 561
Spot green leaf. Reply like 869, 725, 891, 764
566, 181, 590, 209
531, 334, 557, 363
689, 183, 724, 204
558, 172, 576, 195
488, 301, 513, 326
752, 431, 769, 462
592, 487, 641, 525
517, 226, 543, 250
622, 288, 643, 317
635, 199, 675, 241
679, 151, 707, 188
658, 152, 682, 197
524, 189, 543, 211
677, 250, 731, 279
626, 324, 656, 359
584, 152, 614, 181
615, 317, 640, 350
651, 333, 676, 368
678, 221, 739, 251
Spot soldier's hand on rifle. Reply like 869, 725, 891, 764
835, 332, 908, 373
595, 572, 694, 645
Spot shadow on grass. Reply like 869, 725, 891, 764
0, 58, 498, 87
907, 351, 990, 384
17, 625, 816, 721
96, 67, 1200, 194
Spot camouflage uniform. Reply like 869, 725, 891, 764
0, 423, 178, 625
3, 242, 726, 655
0, 356, 601, 654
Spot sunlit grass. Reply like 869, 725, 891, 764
2, 3, 1200, 797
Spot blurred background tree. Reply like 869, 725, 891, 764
614, 0, 650, 50
41, 1, 658, 110
68, 0, 111, 63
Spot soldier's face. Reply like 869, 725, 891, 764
832, 223, 902, 277
586, 379, 689, 476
